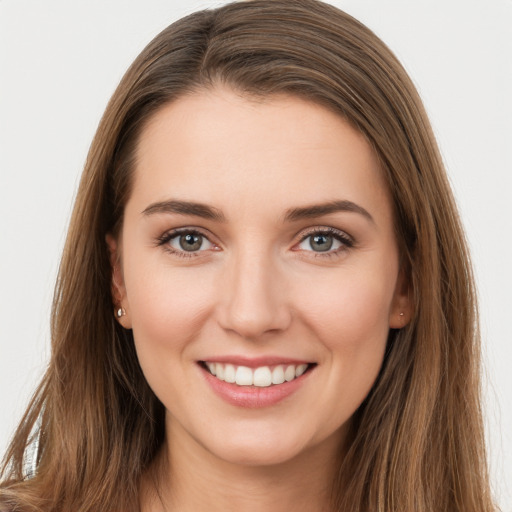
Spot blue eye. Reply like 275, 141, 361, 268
172, 232, 210, 252
159, 229, 215, 254
297, 229, 352, 254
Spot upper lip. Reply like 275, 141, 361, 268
199, 355, 314, 368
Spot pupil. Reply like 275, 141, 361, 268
180, 233, 202, 251
311, 234, 333, 252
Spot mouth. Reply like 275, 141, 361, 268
200, 361, 314, 387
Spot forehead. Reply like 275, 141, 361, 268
129, 86, 392, 226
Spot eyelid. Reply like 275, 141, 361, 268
155, 225, 354, 258
293, 226, 354, 255
156, 227, 220, 257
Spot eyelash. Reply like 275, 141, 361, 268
155, 227, 354, 259
295, 227, 354, 258
156, 228, 215, 259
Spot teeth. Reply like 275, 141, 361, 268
206, 362, 216, 376
284, 365, 295, 382
205, 362, 310, 387
295, 364, 308, 377
224, 364, 236, 383
235, 366, 253, 386
253, 367, 272, 387
271, 365, 285, 385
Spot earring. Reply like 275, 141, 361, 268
116, 307, 126, 318
399, 312, 404, 317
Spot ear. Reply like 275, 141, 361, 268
106, 234, 132, 329
388, 266, 413, 329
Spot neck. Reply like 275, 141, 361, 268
141, 418, 345, 512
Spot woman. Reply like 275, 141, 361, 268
0, 0, 497, 510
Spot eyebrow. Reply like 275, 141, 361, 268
142, 200, 226, 222
141, 198, 374, 224
283, 200, 374, 224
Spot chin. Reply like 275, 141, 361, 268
198, 418, 340, 468
208, 437, 308, 467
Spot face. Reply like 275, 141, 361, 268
109, 86, 410, 468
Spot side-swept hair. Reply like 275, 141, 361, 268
0, 1, 495, 510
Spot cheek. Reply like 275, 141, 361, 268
294, 268, 394, 433
299, 264, 395, 340
296, 264, 395, 393
122, 253, 215, 381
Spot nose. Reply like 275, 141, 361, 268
216, 248, 292, 340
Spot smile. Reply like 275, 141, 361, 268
204, 362, 310, 387
199, 359, 315, 408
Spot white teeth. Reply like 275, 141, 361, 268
253, 367, 272, 387
235, 366, 253, 386
205, 362, 310, 387
206, 362, 216, 376
271, 365, 285, 385
295, 364, 308, 377
284, 365, 296, 382
224, 364, 236, 383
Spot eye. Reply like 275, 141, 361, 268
295, 228, 353, 255
157, 229, 216, 256
170, 232, 212, 252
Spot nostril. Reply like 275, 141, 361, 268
215, 260, 292, 338
217, 301, 293, 340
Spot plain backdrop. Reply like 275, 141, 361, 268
1, 0, 511, 509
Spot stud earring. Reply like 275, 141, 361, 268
116, 307, 126, 318
399, 312, 404, 317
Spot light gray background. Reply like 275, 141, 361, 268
1, 0, 511, 509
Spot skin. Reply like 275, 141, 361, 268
108, 86, 411, 511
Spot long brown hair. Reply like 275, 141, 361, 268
0, 1, 496, 510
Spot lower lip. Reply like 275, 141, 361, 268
200, 365, 313, 408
